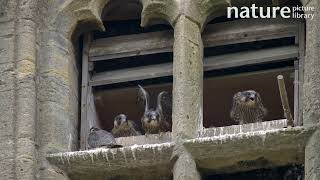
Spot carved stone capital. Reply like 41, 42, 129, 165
140, 0, 179, 27
141, 0, 230, 31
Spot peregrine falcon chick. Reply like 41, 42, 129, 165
138, 85, 172, 134
111, 114, 142, 138
88, 127, 122, 149
230, 90, 267, 124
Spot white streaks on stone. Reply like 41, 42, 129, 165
187, 128, 288, 144
130, 144, 139, 161
89, 152, 94, 163
110, 148, 117, 159
49, 142, 174, 166
120, 148, 128, 164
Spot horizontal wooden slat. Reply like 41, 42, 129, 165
89, 46, 299, 86
90, 63, 173, 86
203, 45, 299, 71
89, 18, 299, 61
90, 31, 174, 61
202, 18, 299, 48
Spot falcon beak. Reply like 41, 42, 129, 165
249, 94, 255, 101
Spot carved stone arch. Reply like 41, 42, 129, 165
53, 0, 110, 40
140, 0, 179, 27
197, 0, 230, 31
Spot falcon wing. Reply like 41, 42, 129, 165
156, 91, 172, 124
137, 85, 150, 113
230, 93, 241, 123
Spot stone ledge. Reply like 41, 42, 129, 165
47, 143, 174, 177
47, 120, 313, 177
186, 125, 313, 174
115, 132, 172, 147
200, 119, 288, 137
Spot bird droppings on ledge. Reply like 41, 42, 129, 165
46, 120, 315, 176
46, 142, 175, 177
200, 119, 288, 138
192, 127, 293, 145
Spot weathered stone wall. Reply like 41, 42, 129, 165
302, 0, 320, 179
0, 0, 18, 179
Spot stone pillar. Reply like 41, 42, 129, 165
37, 31, 77, 180
173, 150, 201, 180
172, 15, 203, 140
15, 0, 38, 179
303, 0, 320, 179
172, 14, 203, 180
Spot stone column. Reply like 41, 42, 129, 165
173, 148, 201, 180
172, 15, 203, 140
172, 14, 203, 180
303, 0, 320, 179
15, 0, 38, 179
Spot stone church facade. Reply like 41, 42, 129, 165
0, 0, 319, 179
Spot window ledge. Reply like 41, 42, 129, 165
47, 120, 313, 177
185, 120, 312, 174
115, 132, 172, 146
47, 142, 174, 177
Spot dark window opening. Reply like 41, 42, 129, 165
84, 9, 174, 140
93, 52, 173, 73
93, 81, 172, 132
203, 64, 295, 128
93, 19, 172, 39
203, 165, 304, 180
202, 37, 297, 128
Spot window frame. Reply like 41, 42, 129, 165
80, 17, 305, 150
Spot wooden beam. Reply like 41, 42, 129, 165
89, 18, 299, 61
202, 18, 298, 48
277, 75, 294, 127
89, 31, 174, 61
203, 45, 299, 71
89, 46, 299, 86
80, 34, 92, 150
297, 22, 305, 126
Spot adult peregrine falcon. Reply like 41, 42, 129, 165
87, 127, 122, 149
111, 114, 142, 137
137, 85, 172, 134
230, 90, 267, 125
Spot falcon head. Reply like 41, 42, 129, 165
235, 90, 261, 107
114, 114, 128, 127
90, 127, 100, 133
143, 110, 160, 126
